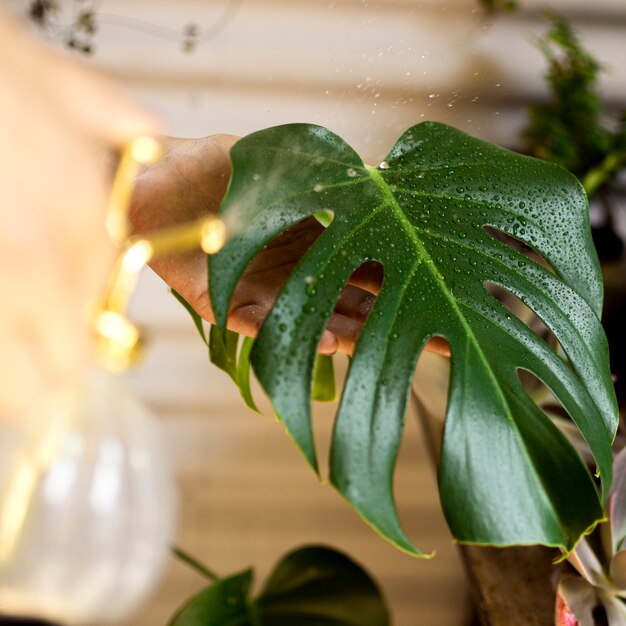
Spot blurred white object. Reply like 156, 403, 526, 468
0, 367, 176, 624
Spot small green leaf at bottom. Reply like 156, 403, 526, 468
209, 325, 240, 380
169, 569, 254, 626
258, 546, 389, 626
209, 326, 258, 411
169, 546, 389, 626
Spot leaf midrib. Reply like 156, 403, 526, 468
418, 223, 605, 409
367, 165, 518, 426
368, 164, 573, 530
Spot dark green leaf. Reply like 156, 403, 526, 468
209, 325, 240, 380
312, 355, 336, 402
210, 122, 618, 554
170, 546, 388, 626
237, 336, 259, 411
171, 289, 207, 345
168, 569, 254, 626
208, 326, 258, 411
257, 546, 389, 626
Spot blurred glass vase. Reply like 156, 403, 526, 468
0, 367, 176, 625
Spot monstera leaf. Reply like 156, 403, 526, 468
169, 545, 389, 626
208, 122, 618, 555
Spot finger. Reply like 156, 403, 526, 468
347, 261, 383, 295
327, 313, 362, 356
424, 336, 451, 357
226, 303, 266, 337
154, 244, 448, 360
328, 313, 450, 358
222, 291, 451, 359
227, 303, 338, 355
334, 285, 376, 322
318, 330, 339, 355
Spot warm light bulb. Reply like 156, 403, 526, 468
0, 368, 176, 624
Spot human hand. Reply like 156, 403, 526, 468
0, 13, 157, 425
131, 135, 450, 357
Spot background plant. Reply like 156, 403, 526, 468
523, 15, 626, 200
478, 0, 519, 13
168, 545, 389, 626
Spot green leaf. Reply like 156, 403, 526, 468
210, 325, 240, 380
257, 546, 389, 626
172, 290, 256, 409
208, 326, 258, 411
210, 122, 618, 554
170, 546, 389, 626
237, 336, 259, 412
314, 209, 334, 228
171, 289, 207, 345
312, 355, 336, 402
168, 569, 254, 626
171, 290, 254, 411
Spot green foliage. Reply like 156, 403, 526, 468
478, 0, 518, 13
208, 327, 258, 411
208, 122, 617, 555
312, 354, 337, 402
170, 570, 254, 626
524, 15, 626, 195
171, 289, 208, 345
169, 546, 389, 626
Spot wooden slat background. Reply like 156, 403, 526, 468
6, 1, 626, 623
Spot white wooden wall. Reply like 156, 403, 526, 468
9, 0, 626, 155
6, 1, 626, 624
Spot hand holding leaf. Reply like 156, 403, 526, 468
130, 134, 449, 357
